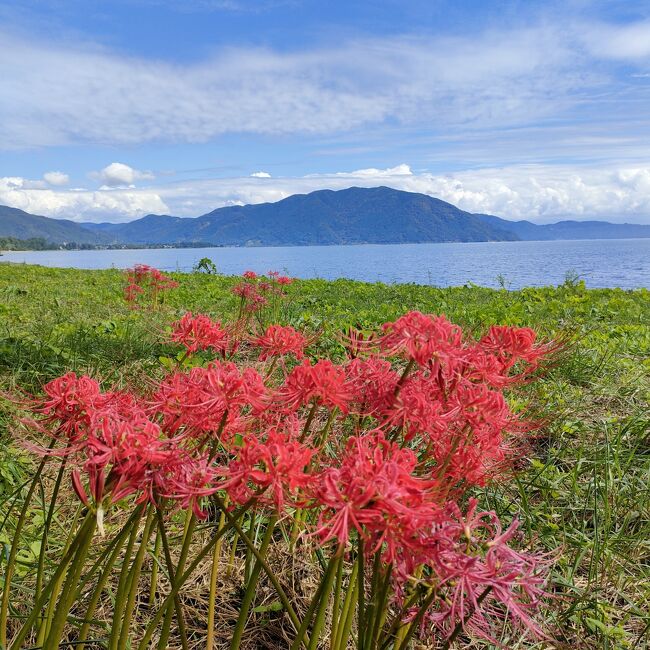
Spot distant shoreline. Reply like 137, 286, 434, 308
2, 235, 650, 254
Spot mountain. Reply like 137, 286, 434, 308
83, 187, 520, 246
0, 205, 110, 245
2, 187, 650, 248
475, 214, 650, 240
82, 214, 186, 242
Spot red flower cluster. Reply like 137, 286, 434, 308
278, 359, 352, 413
123, 264, 178, 306
253, 324, 306, 360
231, 269, 294, 316
170, 312, 230, 355
26, 301, 557, 643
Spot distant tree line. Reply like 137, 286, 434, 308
0, 237, 60, 250
0, 237, 224, 251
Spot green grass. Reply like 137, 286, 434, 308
0, 263, 648, 648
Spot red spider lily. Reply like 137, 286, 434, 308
339, 326, 378, 359
123, 282, 143, 303
40, 372, 102, 439
232, 270, 295, 317
381, 371, 449, 442
170, 312, 230, 355
418, 499, 550, 642
232, 282, 268, 313
241, 367, 270, 413
161, 455, 221, 519
313, 432, 437, 552
151, 363, 247, 437
461, 347, 515, 387
434, 382, 514, 485
219, 430, 315, 510
346, 357, 399, 417
14, 303, 559, 648
41, 391, 184, 533
479, 325, 553, 374
381, 311, 462, 366
253, 324, 307, 360
277, 359, 352, 413
123, 263, 178, 305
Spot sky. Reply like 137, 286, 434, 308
1, 0, 650, 224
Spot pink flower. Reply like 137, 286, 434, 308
420, 499, 550, 642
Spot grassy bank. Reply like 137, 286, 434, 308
1, 263, 648, 648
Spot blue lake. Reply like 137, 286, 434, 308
1, 239, 649, 289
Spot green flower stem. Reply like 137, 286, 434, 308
395, 359, 415, 394
9, 510, 93, 650
77, 512, 141, 650
299, 402, 319, 443
244, 510, 256, 581
12, 506, 136, 650
329, 555, 345, 649
0, 445, 53, 648
78, 506, 144, 593
206, 507, 227, 650
264, 356, 279, 381
307, 553, 342, 650
289, 558, 331, 650
148, 527, 162, 606
229, 515, 278, 650
395, 587, 439, 650
333, 558, 359, 650
38, 505, 82, 645
363, 551, 383, 650
0, 477, 34, 536
154, 505, 190, 650
107, 505, 145, 650
212, 495, 301, 634
227, 530, 239, 576
380, 586, 426, 650
136, 499, 256, 650
117, 507, 156, 650
157, 510, 196, 650
315, 407, 338, 448
357, 538, 366, 650
34, 458, 67, 612
42, 512, 98, 650
289, 508, 304, 552
368, 564, 393, 650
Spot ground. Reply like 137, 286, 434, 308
0, 263, 648, 649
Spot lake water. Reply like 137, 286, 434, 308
2, 239, 649, 289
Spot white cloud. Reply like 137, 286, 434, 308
250, 171, 271, 178
581, 21, 650, 61
43, 171, 69, 186
91, 162, 155, 187
3, 164, 650, 224
0, 25, 604, 149
0, 176, 168, 221
335, 164, 413, 178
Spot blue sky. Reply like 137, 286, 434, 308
1, 0, 650, 223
